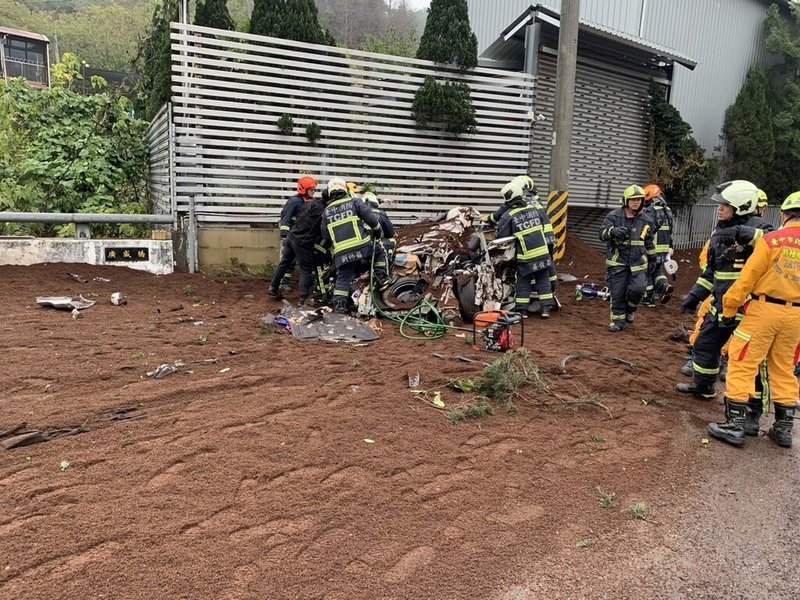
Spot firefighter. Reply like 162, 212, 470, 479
642, 184, 674, 305
676, 180, 774, 398
268, 185, 333, 305
362, 192, 397, 265
599, 185, 655, 332
756, 189, 768, 216
706, 191, 800, 447
496, 180, 554, 318
321, 177, 388, 313
276, 176, 318, 293
490, 176, 559, 297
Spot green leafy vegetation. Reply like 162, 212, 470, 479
0, 54, 149, 237
647, 82, 717, 205
722, 4, 800, 203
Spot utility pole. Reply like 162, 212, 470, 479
546, 0, 580, 261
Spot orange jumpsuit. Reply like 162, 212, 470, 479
723, 222, 800, 407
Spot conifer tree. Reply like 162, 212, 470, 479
250, 0, 335, 45
134, 0, 179, 121
194, 0, 235, 31
763, 3, 800, 201
249, 0, 282, 37
416, 0, 477, 69
647, 82, 716, 205
412, 0, 478, 136
722, 65, 774, 187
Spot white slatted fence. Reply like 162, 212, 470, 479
145, 102, 174, 217
170, 23, 535, 224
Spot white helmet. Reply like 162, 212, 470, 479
712, 180, 759, 216
501, 180, 524, 203
511, 175, 536, 193
362, 192, 379, 208
327, 177, 348, 196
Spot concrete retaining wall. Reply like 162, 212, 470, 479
0, 238, 174, 275
198, 227, 280, 271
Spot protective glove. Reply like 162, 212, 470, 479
372, 226, 383, 240
715, 225, 740, 245
611, 226, 630, 241
479, 214, 491, 223
681, 294, 700, 314
720, 315, 737, 328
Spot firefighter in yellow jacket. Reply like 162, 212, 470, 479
707, 191, 800, 448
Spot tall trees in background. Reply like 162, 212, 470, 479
412, 0, 478, 136
250, 0, 335, 45
1, 0, 151, 71
134, 0, 179, 121
195, 0, 236, 30
647, 82, 717, 205
723, 3, 800, 202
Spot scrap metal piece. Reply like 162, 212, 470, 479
36, 295, 96, 310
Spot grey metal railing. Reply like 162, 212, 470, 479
671, 204, 781, 250
3, 57, 47, 85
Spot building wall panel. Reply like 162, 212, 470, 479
468, 0, 773, 153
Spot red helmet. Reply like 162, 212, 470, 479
297, 176, 318, 196
643, 184, 663, 204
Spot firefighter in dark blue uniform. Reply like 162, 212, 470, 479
676, 180, 774, 398
488, 176, 558, 298
599, 185, 656, 332
642, 184, 675, 305
275, 176, 318, 293
496, 180, 554, 319
321, 178, 389, 313
362, 192, 397, 265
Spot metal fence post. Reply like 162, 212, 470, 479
188, 194, 197, 273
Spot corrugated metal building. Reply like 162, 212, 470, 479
468, 0, 776, 249
468, 0, 774, 155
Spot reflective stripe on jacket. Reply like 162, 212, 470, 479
689, 215, 774, 316
497, 202, 551, 265
599, 207, 655, 272
321, 196, 380, 260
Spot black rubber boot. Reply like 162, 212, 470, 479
625, 312, 636, 324
718, 356, 729, 382
267, 287, 283, 300
707, 399, 749, 447
660, 284, 674, 304
608, 321, 624, 333
332, 298, 348, 314
745, 399, 761, 436
681, 347, 694, 377
768, 405, 795, 448
675, 382, 716, 399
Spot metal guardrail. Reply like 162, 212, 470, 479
0, 212, 173, 240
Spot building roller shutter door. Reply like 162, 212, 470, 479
530, 54, 650, 210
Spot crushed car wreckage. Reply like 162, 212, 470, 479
377, 207, 560, 324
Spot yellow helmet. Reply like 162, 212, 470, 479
757, 189, 768, 208
781, 191, 800, 212
347, 181, 361, 196
621, 185, 646, 206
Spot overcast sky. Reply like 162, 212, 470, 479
406, 0, 431, 10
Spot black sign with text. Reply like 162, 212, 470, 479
104, 247, 149, 262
